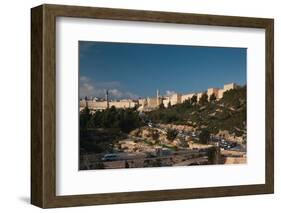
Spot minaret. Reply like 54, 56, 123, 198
105, 90, 109, 109
156, 89, 159, 106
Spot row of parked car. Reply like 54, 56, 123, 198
219, 139, 237, 150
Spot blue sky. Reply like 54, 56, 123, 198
79, 41, 246, 99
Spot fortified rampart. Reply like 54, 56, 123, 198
80, 83, 239, 112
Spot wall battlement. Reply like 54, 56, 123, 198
80, 83, 239, 112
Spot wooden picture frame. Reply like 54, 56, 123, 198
31, 4, 274, 208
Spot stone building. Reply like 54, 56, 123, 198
217, 83, 238, 99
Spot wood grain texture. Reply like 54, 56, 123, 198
31, 5, 43, 207
31, 4, 274, 208
265, 20, 274, 193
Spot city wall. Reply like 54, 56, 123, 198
80, 83, 239, 112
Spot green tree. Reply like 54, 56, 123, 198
182, 99, 192, 108
80, 106, 91, 130
159, 102, 165, 109
191, 95, 198, 104
166, 129, 178, 141
152, 130, 160, 141
209, 93, 216, 103
199, 129, 210, 144
168, 101, 172, 108
232, 98, 241, 109
84, 107, 143, 133
199, 92, 208, 105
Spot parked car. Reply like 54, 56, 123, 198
101, 154, 120, 161
148, 122, 153, 127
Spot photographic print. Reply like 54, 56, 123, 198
79, 41, 247, 170
31, 5, 274, 207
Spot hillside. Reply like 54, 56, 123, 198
147, 86, 247, 139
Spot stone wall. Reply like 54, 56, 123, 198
181, 93, 195, 102
80, 100, 136, 111
163, 98, 170, 108
147, 97, 159, 108
170, 93, 182, 105
80, 83, 239, 111
207, 88, 219, 99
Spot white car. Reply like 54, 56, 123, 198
101, 154, 120, 161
